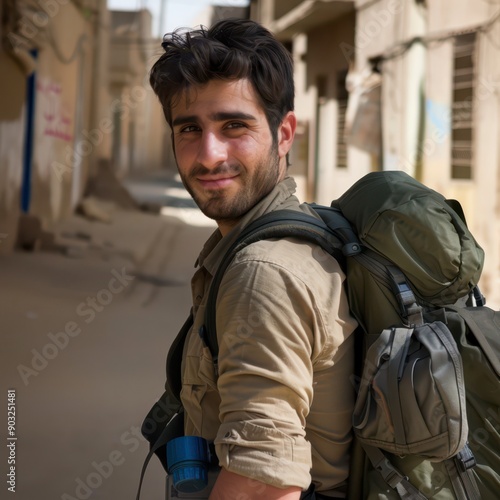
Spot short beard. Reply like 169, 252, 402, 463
180, 144, 281, 224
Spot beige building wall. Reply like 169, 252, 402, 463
252, 0, 357, 202
0, 2, 171, 255
29, 2, 96, 224
87, 0, 113, 174
253, 0, 499, 307
306, 12, 356, 203
355, 0, 500, 306
423, 0, 500, 307
110, 10, 173, 177
0, 0, 105, 245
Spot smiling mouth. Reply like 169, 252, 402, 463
198, 175, 239, 190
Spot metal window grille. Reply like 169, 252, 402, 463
336, 70, 348, 169
451, 33, 476, 180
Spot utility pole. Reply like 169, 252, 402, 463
158, 0, 166, 36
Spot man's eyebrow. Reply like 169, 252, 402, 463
211, 111, 257, 122
172, 111, 257, 128
171, 115, 197, 128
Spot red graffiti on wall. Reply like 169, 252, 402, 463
37, 80, 73, 142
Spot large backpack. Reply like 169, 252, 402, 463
139, 171, 500, 500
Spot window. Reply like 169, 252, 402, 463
451, 33, 476, 180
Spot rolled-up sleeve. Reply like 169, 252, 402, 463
213, 240, 336, 489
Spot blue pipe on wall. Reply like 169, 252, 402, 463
21, 49, 38, 213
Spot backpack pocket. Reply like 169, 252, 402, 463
352, 321, 468, 460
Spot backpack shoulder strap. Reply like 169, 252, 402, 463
200, 208, 358, 374
166, 312, 194, 400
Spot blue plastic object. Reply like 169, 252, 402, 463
166, 436, 210, 493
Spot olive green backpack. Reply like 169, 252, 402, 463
139, 171, 500, 500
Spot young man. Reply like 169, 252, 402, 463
150, 19, 357, 499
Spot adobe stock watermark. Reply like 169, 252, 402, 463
17, 267, 134, 386
60, 424, 145, 500
469, 404, 500, 450
51, 85, 148, 181
414, 404, 500, 497
340, 0, 402, 62
7, 0, 69, 50
396, 73, 500, 172
62, 393, 181, 499
219, 246, 337, 355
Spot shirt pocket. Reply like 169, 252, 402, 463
198, 345, 218, 390
180, 320, 219, 437
180, 354, 206, 435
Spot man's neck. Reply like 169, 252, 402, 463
217, 219, 240, 237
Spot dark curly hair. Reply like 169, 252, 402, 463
150, 18, 294, 139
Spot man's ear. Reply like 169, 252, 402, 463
278, 111, 297, 159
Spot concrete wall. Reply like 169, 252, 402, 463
423, 0, 500, 306
355, 0, 500, 306
0, 1, 171, 252
142, 70, 174, 172
253, 0, 500, 306
110, 10, 173, 177
29, 2, 95, 224
0, 0, 102, 243
253, 1, 358, 202
306, 11, 357, 202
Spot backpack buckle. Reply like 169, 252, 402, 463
374, 455, 406, 489
456, 443, 477, 471
387, 266, 424, 325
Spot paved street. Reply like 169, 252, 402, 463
0, 172, 216, 500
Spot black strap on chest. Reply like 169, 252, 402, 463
199, 208, 354, 374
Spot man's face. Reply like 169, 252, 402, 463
170, 79, 295, 235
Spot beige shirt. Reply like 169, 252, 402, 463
181, 177, 357, 494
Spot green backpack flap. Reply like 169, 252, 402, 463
331, 171, 484, 338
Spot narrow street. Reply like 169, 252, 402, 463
1, 172, 215, 500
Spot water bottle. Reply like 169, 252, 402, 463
166, 436, 210, 493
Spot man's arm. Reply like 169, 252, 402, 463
209, 468, 301, 500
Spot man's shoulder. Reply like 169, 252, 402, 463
232, 201, 339, 271
230, 235, 343, 279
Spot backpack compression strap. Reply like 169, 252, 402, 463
200, 209, 352, 374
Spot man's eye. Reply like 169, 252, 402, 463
226, 122, 246, 130
180, 125, 199, 133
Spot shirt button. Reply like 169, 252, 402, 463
194, 295, 202, 306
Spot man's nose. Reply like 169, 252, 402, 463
196, 132, 228, 169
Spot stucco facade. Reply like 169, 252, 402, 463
0, 1, 172, 254
0, 0, 108, 249
251, 0, 359, 202
109, 10, 171, 178
351, 0, 500, 308
252, 0, 500, 307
